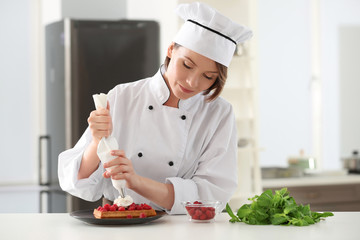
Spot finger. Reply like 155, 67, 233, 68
88, 113, 111, 125
94, 115, 111, 123
95, 108, 110, 116
103, 171, 111, 178
103, 157, 125, 168
90, 127, 110, 138
110, 150, 126, 157
107, 169, 122, 178
110, 170, 133, 181
89, 110, 97, 117
107, 164, 131, 175
99, 106, 110, 114
107, 101, 110, 111
90, 123, 112, 131
104, 155, 131, 169
111, 173, 126, 180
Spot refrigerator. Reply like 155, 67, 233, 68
44, 19, 160, 212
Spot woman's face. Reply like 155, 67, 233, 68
164, 44, 218, 102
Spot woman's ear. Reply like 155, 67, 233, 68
167, 42, 175, 58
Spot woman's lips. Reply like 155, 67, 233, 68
179, 84, 194, 94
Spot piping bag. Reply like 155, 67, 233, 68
92, 93, 133, 206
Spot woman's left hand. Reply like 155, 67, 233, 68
102, 150, 140, 189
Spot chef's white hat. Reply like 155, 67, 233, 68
173, 2, 253, 67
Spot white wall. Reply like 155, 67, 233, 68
257, 0, 313, 168
320, 0, 360, 167
42, 0, 61, 25
258, 0, 360, 170
62, 0, 126, 20
0, 0, 38, 184
126, 0, 178, 63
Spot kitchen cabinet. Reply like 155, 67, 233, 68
263, 175, 360, 211
265, 184, 360, 211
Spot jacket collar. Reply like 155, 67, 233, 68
150, 65, 202, 110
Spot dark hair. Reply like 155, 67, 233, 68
164, 43, 228, 102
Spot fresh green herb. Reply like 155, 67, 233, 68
226, 188, 334, 226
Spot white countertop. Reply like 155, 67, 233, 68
262, 174, 360, 188
1, 212, 359, 240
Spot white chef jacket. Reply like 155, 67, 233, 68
58, 66, 238, 214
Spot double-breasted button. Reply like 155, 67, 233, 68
168, 161, 174, 166
148, 105, 153, 110
138, 152, 143, 157
181, 115, 186, 120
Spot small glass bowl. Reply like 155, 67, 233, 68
181, 200, 222, 223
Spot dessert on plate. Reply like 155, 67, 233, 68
93, 203, 157, 219
93, 195, 156, 219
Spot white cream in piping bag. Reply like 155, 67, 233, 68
93, 93, 133, 207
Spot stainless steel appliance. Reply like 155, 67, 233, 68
342, 150, 360, 173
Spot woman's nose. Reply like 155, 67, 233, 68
186, 76, 198, 88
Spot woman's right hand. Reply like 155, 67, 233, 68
87, 101, 113, 143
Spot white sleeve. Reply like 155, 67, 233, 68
58, 128, 105, 202
166, 105, 238, 214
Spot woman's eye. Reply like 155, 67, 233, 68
204, 75, 213, 80
183, 62, 191, 69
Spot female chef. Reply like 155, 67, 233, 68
58, 2, 252, 214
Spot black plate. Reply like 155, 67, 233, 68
70, 209, 166, 225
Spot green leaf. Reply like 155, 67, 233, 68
270, 213, 288, 225
226, 203, 240, 223
284, 204, 297, 215
318, 212, 334, 218
277, 188, 289, 197
304, 216, 315, 225
289, 218, 309, 226
311, 211, 334, 223
248, 214, 269, 225
237, 204, 252, 218
254, 209, 269, 221
284, 197, 297, 207
248, 195, 259, 201
301, 204, 312, 216
228, 189, 334, 226
257, 189, 273, 208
